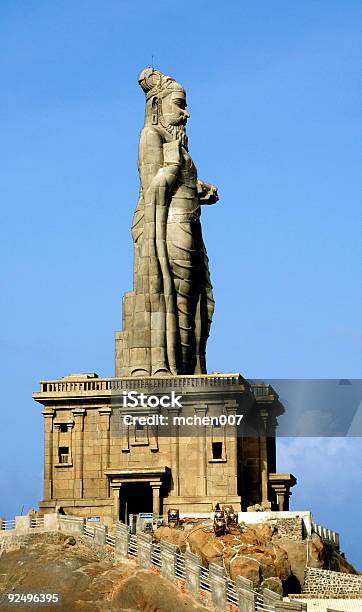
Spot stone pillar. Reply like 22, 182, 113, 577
150, 481, 161, 516
225, 401, 238, 495
238, 588, 256, 612
184, 550, 201, 596
167, 407, 180, 495
42, 408, 54, 500
209, 563, 227, 610
138, 532, 153, 568
258, 407, 270, 508
235, 575, 253, 591
112, 486, 121, 522
59, 516, 85, 535
0, 517, 5, 530
160, 541, 177, 581
115, 523, 130, 558
263, 588, 282, 608
44, 513, 59, 532
15, 516, 31, 533
94, 524, 108, 546
195, 404, 208, 496
275, 602, 307, 612
72, 408, 86, 499
98, 407, 112, 498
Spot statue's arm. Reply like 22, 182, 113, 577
197, 180, 219, 205
138, 127, 181, 198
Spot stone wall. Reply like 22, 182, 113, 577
275, 518, 304, 542
303, 567, 362, 596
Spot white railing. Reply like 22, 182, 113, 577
30, 517, 44, 528
106, 533, 115, 546
226, 579, 238, 605
2, 519, 15, 530
175, 553, 186, 579
200, 566, 212, 592
312, 522, 340, 547
83, 525, 95, 537
128, 534, 138, 557
151, 543, 162, 567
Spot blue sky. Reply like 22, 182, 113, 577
0, 2, 361, 566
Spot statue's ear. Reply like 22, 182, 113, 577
151, 97, 158, 125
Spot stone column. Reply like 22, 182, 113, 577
67, 421, 74, 463
259, 408, 270, 508
42, 408, 54, 500
72, 408, 86, 499
112, 485, 121, 522
225, 401, 238, 495
150, 481, 161, 515
98, 407, 112, 498
167, 407, 180, 495
195, 404, 208, 496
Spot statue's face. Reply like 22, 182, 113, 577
162, 90, 190, 126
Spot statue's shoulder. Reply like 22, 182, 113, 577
139, 126, 164, 147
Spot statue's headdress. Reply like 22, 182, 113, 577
138, 68, 185, 101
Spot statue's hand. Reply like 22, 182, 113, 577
197, 180, 219, 205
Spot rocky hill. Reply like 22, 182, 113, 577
0, 532, 207, 611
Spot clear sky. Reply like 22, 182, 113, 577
1, 1, 361, 566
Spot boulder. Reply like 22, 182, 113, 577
260, 576, 283, 595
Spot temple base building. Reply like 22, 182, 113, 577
33, 372, 296, 527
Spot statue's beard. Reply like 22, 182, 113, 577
159, 116, 188, 149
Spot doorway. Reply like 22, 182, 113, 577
119, 482, 153, 524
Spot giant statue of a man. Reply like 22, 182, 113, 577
117, 68, 218, 377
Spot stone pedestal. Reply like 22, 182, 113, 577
33, 373, 285, 523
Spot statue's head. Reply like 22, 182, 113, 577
138, 68, 190, 128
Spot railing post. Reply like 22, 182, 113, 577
59, 516, 85, 535
238, 588, 256, 612
115, 523, 130, 559
138, 532, 153, 569
15, 516, 31, 533
184, 550, 201, 596
43, 513, 59, 532
160, 542, 177, 581
275, 602, 307, 611
0, 517, 5, 530
209, 563, 227, 611
263, 587, 282, 608
235, 575, 253, 591
94, 524, 108, 546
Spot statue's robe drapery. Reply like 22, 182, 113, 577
128, 126, 214, 376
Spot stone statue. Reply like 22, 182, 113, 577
116, 68, 218, 377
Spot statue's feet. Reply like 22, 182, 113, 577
152, 368, 172, 377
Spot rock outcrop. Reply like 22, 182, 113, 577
153, 521, 359, 595
0, 532, 207, 611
